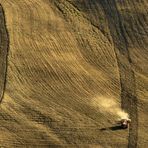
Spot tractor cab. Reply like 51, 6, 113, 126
120, 118, 131, 129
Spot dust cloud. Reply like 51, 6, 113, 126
92, 96, 129, 120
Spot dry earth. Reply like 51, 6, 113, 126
0, 0, 148, 147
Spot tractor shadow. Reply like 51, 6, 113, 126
100, 125, 125, 131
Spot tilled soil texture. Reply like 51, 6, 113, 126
0, 0, 147, 147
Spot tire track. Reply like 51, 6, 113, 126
0, 4, 9, 103
98, 0, 138, 147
